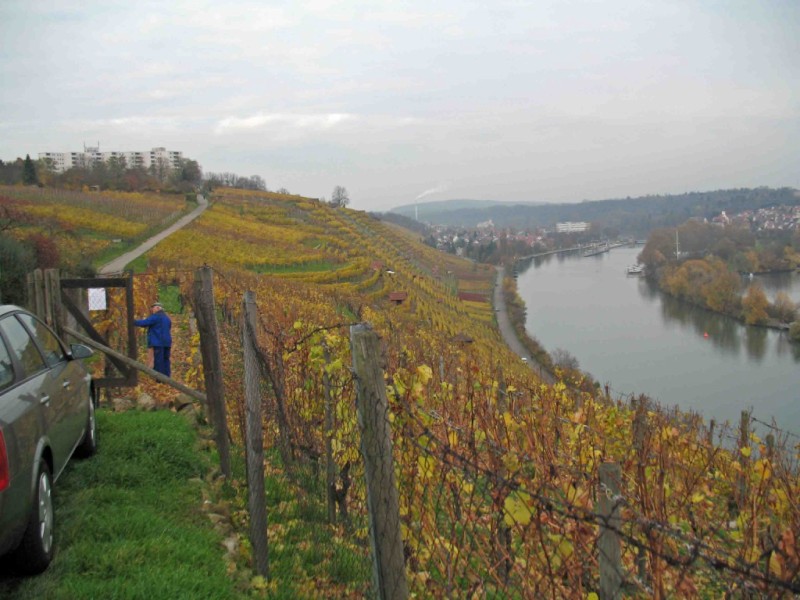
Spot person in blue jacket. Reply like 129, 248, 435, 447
135, 301, 172, 377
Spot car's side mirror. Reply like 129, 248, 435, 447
70, 343, 94, 360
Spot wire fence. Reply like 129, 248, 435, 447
103, 265, 800, 598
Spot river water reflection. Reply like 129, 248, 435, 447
516, 247, 800, 434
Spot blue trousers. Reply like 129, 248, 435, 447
153, 346, 171, 377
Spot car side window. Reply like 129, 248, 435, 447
1, 316, 47, 378
18, 313, 67, 368
0, 334, 14, 390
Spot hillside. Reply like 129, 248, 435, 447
3, 186, 799, 597
391, 187, 800, 235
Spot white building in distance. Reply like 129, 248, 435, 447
38, 145, 183, 173
556, 221, 589, 233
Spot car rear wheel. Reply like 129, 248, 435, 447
14, 460, 54, 574
74, 387, 97, 458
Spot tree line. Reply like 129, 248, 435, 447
0, 154, 203, 194
402, 187, 800, 236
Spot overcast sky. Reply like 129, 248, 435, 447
1, 1, 798, 211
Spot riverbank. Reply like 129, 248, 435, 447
515, 246, 800, 432
645, 270, 800, 341
493, 266, 555, 384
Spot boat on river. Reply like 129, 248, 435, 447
626, 264, 643, 275
583, 243, 610, 257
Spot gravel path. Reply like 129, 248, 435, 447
98, 195, 208, 275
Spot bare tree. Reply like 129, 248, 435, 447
330, 186, 350, 208
552, 348, 579, 371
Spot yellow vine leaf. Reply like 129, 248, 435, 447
418, 456, 435, 480
504, 491, 533, 527
416, 364, 433, 384
448, 430, 458, 447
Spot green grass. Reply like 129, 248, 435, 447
127, 254, 150, 274
248, 261, 335, 274
249, 454, 372, 599
156, 283, 183, 314
0, 410, 244, 600
0, 409, 373, 599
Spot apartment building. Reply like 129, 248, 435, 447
555, 221, 589, 233
38, 145, 183, 173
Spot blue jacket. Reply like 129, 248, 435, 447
135, 310, 172, 347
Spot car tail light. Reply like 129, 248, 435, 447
0, 429, 9, 491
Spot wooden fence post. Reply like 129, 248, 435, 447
350, 323, 409, 600
43, 269, 54, 330
737, 411, 750, 510
322, 343, 337, 524
598, 462, 623, 600
707, 419, 716, 464
33, 269, 45, 318
193, 266, 231, 478
45, 269, 63, 338
243, 291, 269, 578
631, 398, 648, 585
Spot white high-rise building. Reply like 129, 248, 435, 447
38, 145, 184, 173
555, 221, 589, 233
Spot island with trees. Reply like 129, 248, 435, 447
638, 210, 800, 340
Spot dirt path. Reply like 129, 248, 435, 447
493, 266, 554, 383
98, 194, 208, 275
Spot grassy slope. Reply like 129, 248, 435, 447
0, 407, 372, 599
0, 410, 243, 599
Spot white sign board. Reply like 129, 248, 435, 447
88, 288, 108, 311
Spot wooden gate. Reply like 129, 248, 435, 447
27, 268, 138, 389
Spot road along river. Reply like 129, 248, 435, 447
515, 246, 800, 435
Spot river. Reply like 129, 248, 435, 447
516, 246, 800, 435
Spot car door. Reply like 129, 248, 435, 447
0, 314, 76, 480
16, 313, 86, 478
0, 327, 37, 549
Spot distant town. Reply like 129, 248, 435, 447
424, 205, 800, 262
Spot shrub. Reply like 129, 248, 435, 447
0, 234, 35, 305
789, 320, 800, 342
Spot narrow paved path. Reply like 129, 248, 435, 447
98, 195, 208, 275
494, 266, 555, 384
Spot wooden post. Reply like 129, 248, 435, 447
493, 365, 514, 581
40, 270, 54, 333
50, 270, 64, 338
631, 398, 648, 585
323, 343, 337, 524
632, 397, 646, 458
124, 272, 137, 386
243, 291, 269, 578
26, 272, 34, 309
350, 323, 409, 600
737, 411, 750, 510
707, 419, 716, 464
193, 266, 231, 478
598, 462, 623, 600
33, 269, 45, 319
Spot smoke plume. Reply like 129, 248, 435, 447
415, 183, 449, 200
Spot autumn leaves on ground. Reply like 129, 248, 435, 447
1, 185, 798, 597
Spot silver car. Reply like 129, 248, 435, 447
0, 305, 97, 574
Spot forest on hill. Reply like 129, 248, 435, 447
2, 184, 799, 597
391, 187, 800, 235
